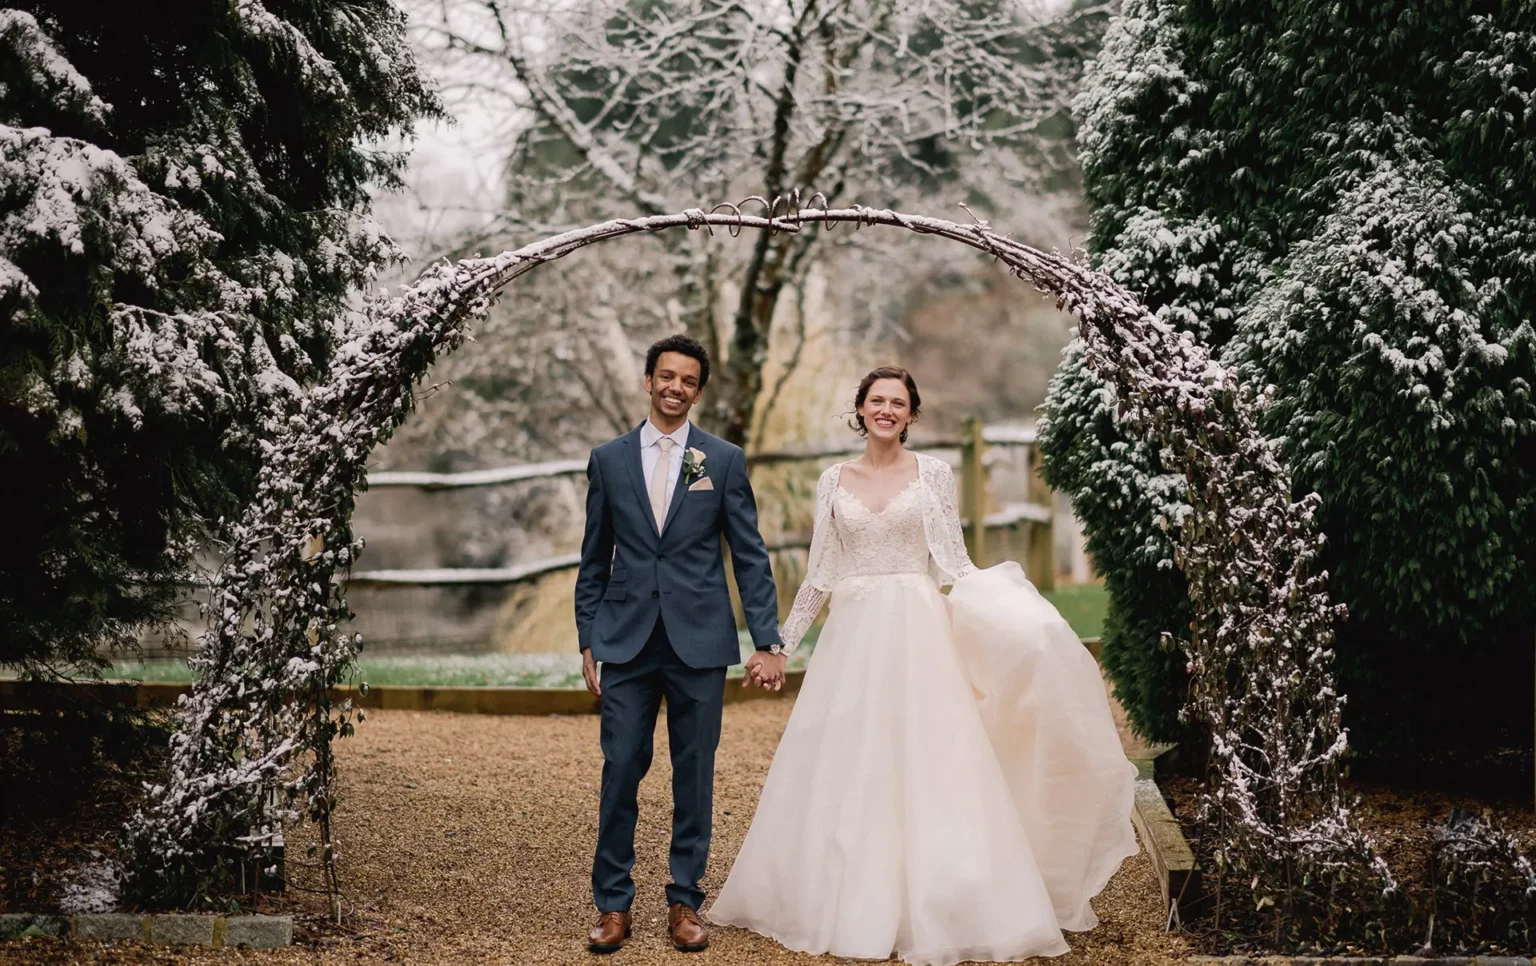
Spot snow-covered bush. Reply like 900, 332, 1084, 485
1041, 0, 1536, 944
1042, 0, 1536, 761
0, 3, 438, 681
1428, 808, 1536, 952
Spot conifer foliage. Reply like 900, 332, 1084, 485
1041, 0, 1536, 759
0, 2, 438, 678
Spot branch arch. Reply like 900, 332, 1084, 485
125, 198, 1373, 914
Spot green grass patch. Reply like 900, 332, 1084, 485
1041, 582, 1108, 640
105, 654, 586, 689
99, 635, 820, 690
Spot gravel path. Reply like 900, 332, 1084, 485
1, 698, 1188, 965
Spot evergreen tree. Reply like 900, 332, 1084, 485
0, 3, 439, 674
1042, 0, 1536, 759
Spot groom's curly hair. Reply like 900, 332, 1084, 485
645, 334, 711, 389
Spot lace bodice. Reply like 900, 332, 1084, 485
833, 482, 932, 577
777, 455, 977, 654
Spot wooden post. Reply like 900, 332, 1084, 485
961, 416, 987, 567
1026, 444, 1056, 592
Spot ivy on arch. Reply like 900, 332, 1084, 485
122, 197, 1390, 925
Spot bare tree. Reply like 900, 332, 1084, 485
412, 0, 1108, 447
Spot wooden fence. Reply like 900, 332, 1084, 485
349, 420, 1055, 592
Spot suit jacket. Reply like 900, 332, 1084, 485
574, 422, 780, 668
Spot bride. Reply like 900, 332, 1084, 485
707, 366, 1139, 965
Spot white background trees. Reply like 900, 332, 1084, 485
394, 0, 1110, 456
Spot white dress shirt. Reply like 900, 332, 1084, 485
640, 418, 691, 509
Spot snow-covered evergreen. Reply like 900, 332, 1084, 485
0, 4, 438, 681
1042, 0, 1536, 760
0, 1, 437, 905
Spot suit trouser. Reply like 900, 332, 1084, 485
592, 615, 727, 912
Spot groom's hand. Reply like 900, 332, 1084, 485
744, 651, 787, 691
582, 649, 601, 697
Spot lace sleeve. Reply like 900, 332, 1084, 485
921, 455, 977, 584
778, 583, 828, 656
941, 460, 978, 579
802, 463, 843, 591
781, 463, 841, 654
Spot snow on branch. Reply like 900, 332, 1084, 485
415, 0, 1104, 216
0, 9, 108, 125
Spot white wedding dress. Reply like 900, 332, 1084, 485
707, 454, 1138, 965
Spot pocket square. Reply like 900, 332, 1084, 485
688, 477, 714, 492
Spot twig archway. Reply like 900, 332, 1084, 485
123, 196, 1387, 922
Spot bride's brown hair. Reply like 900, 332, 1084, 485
848, 366, 921, 444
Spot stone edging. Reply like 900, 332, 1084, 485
1128, 753, 1200, 923
0, 912, 292, 948
1187, 957, 1532, 965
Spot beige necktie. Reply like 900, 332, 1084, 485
649, 436, 675, 530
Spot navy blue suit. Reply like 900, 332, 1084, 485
576, 421, 780, 912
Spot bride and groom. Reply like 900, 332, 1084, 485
574, 335, 1138, 964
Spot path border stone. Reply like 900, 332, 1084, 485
74, 914, 146, 941
0, 915, 68, 940
0, 913, 291, 948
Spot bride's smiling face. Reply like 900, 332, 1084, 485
860, 378, 912, 442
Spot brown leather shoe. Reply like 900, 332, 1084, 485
668, 903, 709, 952
587, 911, 631, 954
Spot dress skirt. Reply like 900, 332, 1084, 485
707, 564, 1138, 965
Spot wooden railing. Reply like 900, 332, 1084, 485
351, 420, 1055, 590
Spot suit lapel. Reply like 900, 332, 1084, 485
621, 425, 661, 542
659, 428, 702, 542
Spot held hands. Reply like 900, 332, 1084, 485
744, 650, 788, 691
587, 647, 783, 694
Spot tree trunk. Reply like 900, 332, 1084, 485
711, 232, 802, 447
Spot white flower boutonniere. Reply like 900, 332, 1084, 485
682, 447, 707, 485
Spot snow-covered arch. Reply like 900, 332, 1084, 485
124, 198, 1369, 913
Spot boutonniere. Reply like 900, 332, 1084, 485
682, 447, 707, 485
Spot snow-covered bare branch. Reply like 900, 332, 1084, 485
399, 0, 1108, 449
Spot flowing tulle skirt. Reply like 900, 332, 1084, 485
707, 564, 1138, 965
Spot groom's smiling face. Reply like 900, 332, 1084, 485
645, 351, 703, 422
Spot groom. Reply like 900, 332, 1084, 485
575, 334, 786, 954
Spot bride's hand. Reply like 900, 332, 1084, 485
745, 652, 787, 691
744, 652, 766, 689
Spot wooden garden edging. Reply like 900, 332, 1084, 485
1128, 746, 1201, 926
0, 670, 806, 716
